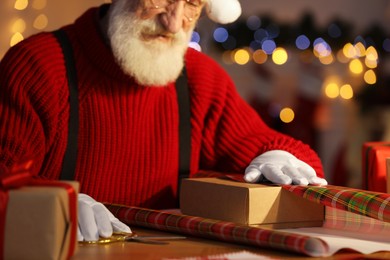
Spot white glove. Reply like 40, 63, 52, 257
244, 150, 327, 186
77, 193, 132, 241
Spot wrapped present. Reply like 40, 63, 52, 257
387, 158, 390, 193
1, 160, 78, 260
180, 178, 324, 229
362, 142, 390, 192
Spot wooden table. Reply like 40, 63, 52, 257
72, 227, 390, 259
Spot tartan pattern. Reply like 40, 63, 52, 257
106, 204, 329, 257
283, 185, 390, 223
106, 177, 390, 257
324, 207, 390, 234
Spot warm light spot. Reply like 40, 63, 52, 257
272, 47, 288, 65
319, 53, 334, 65
325, 83, 339, 98
364, 70, 377, 85
32, 0, 46, 10
343, 43, 356, 58
221, 51, 233, 64
11, 18, 26, 33
336, 49, 349, 63
354, 42, 366, 57
234, 49, 250, 65
365, 57, 378, 69
339, 84, 353, 99
366, 46, 378, 61
313, 40, 331, 57
10, 32, 24, 46
349, 59, 363, 74
14, 0, 29, 10
33, 14, 48, 30
253, 49, 267, 64
280, 107, 295, 123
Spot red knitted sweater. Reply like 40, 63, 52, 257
0, 6, 324, 209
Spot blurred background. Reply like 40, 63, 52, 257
1, 0, 390, 188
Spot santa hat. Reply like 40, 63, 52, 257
205, 0, 241, 24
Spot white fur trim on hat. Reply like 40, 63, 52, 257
205, 0, 241, 24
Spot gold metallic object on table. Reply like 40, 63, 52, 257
79, 232, 186, 245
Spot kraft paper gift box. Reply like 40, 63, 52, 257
180, 178, 324, 229
3, 181, 78, 260
362, 142, 390, 193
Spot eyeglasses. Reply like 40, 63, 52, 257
148, 0, 205, 21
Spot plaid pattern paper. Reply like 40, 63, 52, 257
106, 205, 329, 257
283, 185, 390, 223
324, 207, 390, 234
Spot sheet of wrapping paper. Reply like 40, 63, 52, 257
106, 174, 390, 257
107, 204, 329, 257
282, 207, 390, 256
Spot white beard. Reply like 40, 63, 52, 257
107, 1, 193, 86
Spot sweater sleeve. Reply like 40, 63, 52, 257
186, 49, 324, 178
0, 32, 68, 177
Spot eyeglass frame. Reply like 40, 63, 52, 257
146, 0, 206, 22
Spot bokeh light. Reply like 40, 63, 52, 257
295, 35, 310, 50
254, 29, 269, 43
213, 27, 229, 43
343, 43, 357, 58
313, 38, 332, 57
262, 39, 276, 54
253, 49, 268, 64
14, 0, 29, 10
272, 47, 288, 65
364, 70, 377, 85
11, 18, 26, 33
266, 23, 280, 39
234, 49, 251, 65
191, 31, 200, 43
280, 107, 295, 123
328, 23, 342, 38
325, 83, 339, 98
339, 84, 353, 99
383, 38, 390, 53
246, 16, 261, 31
10, 32, 24, 46
349, 59, 363, 74
366, 46, 378, 61
33, 14, 48, 30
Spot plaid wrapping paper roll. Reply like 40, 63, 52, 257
106, 204, 329, 257
283, 185, 390, 224
323, 207, 390, 234
107, 177, 390, 257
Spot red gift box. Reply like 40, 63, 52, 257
1, 159, 78, 260
362, 142, 390, 193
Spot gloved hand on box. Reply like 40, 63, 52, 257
244, 150, 327, 186
78, 193, 131, 241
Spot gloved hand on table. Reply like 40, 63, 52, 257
78, 193, 132, 241
244, 150, 327, 186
